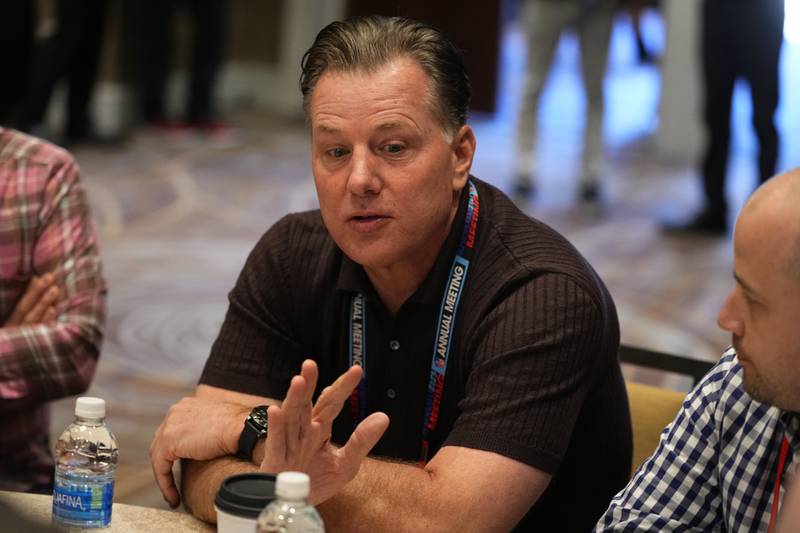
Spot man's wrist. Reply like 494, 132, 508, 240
252, 439, 266, 465
224, 404, 253, 456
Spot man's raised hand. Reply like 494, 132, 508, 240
259, 360, 389, 505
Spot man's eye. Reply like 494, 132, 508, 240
327, 147, 348, 158
383, 144, 404, 154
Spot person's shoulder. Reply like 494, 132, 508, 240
0, 128, 75, 168
473, 178, 609, 303
251, 209, 334, 263
0, 128, 79, 197
476, 178, 595, 270
270, 209, 329, 240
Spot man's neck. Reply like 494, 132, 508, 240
367, 260, 444, 316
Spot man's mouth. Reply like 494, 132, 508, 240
347, 214, 389, 232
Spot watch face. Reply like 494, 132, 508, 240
251, 406, 269, 431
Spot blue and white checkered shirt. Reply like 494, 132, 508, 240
596, 349, 800, 532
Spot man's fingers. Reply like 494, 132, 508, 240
312, 365, 363, 423
23, 286, 59, 324
300, 359, 318, 406
282, 375, 308, 456
341, 412, 389, 466
297, 360, 317, 440
149, 425, 180, 508
152, 455, 180, 508
6, 273, 59, 327
6, 276, 44, 325
262, 406, 287, 471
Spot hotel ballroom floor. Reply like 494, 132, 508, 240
45, 20, 799, 509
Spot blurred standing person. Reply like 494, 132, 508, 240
621, 0, 659, 65
666, 0, 784, 236
18, 0, 110, 145
135, 0, 232, 134
0, 1, 35, 125
513, 0, 616, 205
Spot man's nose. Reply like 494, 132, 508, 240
717, 292, 744, 336
347, 149, 381, 197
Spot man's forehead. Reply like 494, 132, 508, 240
735, 205, 800, 289
309, 64, 441, 134
313, 118, 415, 134
311, 59, 433, 105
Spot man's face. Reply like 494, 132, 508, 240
717, 205, 800, 411
308, 57, 474, 274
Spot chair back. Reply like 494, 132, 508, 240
625, 381, 686, 474
619, 344, 715, 475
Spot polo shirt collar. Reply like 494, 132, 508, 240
334, 180, 474, 309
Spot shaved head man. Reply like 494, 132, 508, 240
597, 169, 800, 532
720, 170, 800, 410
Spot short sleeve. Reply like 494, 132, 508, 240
445, 273, 607, 474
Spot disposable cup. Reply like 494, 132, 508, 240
214, 473, 275, 533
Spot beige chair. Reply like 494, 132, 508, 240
619, 345, 714, 476
625, 381, 687, 475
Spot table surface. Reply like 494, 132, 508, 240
0, 490, 214, 532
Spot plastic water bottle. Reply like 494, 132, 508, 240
52, 397, 118, 529
256, 471, 324, 532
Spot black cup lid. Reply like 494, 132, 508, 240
215, 473, 276, 519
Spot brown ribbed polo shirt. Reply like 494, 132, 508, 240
200, 177, 632, 532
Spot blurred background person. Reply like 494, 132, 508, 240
665, 0, 785, 235
621, 0, 659, 65
0, 1, 36, 126
134, 0, 232, 135
0, 127, 107, 494
513, 0, 615, 206
16, 0, 110, 146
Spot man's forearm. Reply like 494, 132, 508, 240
182, 450, 442, 529
181, 457, 260, 523
318, 457, 456, 533
0, 323, 100, 412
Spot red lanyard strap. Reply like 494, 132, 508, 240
768, 436, 790, 533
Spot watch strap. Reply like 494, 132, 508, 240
236, 405, 268, 462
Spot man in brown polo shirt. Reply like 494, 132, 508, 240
149, 16, 631, 531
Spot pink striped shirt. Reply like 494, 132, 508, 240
0, 128, 106, 492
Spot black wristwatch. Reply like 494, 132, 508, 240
236, 405, 269, 462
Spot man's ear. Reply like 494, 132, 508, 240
451, 125, 476, 191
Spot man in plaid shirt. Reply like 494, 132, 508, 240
0, 127, 106, 493
596, 168, 800, 531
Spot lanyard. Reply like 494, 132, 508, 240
348, 180, 480, 464
768, 436, 791, 533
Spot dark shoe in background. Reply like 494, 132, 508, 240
662, 209, 727, 237
579, 181, 601, 205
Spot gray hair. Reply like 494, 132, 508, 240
299, 16, 471, 134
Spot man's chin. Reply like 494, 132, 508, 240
741, 375, 761, 401
740, 368, 774, 406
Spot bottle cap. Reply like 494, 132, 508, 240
75, 397, 106, 418
275, 471, 310, 499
